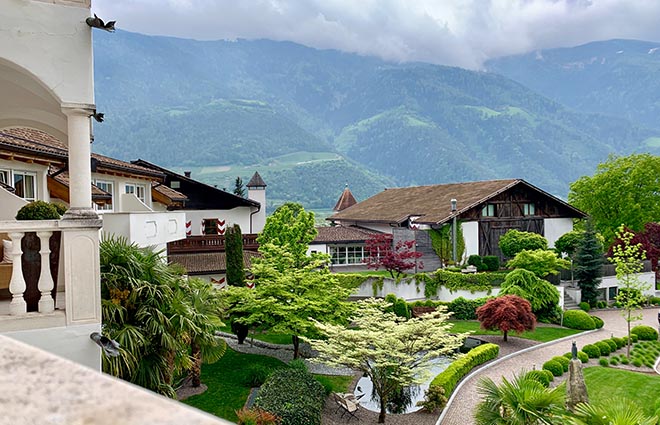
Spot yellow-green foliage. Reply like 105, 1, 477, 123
507, 249, 570, 277
430, 343, 500, 395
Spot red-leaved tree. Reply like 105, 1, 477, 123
476, 295, 536, 342
365, 234, 423, 278
608, 223, 660, 280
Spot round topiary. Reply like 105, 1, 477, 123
632, 358, 643, 367
613, 337, 626, 349
524, 370, 551, 387
631, 334, 639, 343
552, 356, 570, 372
582, 344, 601, 358
563, 310, 596, 330
540, 369, 554, 382
542, 360, 564, 377
604, 339, 618, 352
595, 341, 611, 356
631, 325, 659, 341
579, 302, 590, 312
16, 200, 61, 220
577, 351, 589, 363
50, 202, 68, 215
591, 315, 604, 329
620, 356, 629, 365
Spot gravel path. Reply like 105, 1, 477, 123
439, 308, 660, 425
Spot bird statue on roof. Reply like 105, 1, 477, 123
90, 332, 121, 357
89, 110, 105, 123
85, 14, 116, 32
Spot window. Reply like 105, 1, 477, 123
170, 180, 181, 189
95, 180, 114, 212
0, 169, 8, 185
125, 183, 146, 203
202, 218, 219, 235
13, 171, 36, 201
330, 245, 366, 265
523, 203, 535, 216
482, 204, 496, 217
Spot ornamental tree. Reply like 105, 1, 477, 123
507, 249, 570, 278
498, 269, 559, 320
574, 220, 604, 306
498, 229, 548, 258
257, 202, 317, 268
609, 222, 660, 280
365, 234, 423, 278
225, 244, 355, 359
225, 223, 245, 287
609, 226, 650, 357
307, 299, 467, 423
476, 295, 536, 342
569, 153, 660, 245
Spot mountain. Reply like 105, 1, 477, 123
486, 39, 660, 132
92, 31, 658, 210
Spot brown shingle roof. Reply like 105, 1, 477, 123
247, 171, 266, 188
333, 186, 357, 212
48, 168, 112, 201
169, 251, 260, 274
152, 182, 188, 202
312, 226, 380, 243
330, 179, 578, 225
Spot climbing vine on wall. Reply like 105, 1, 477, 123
429, 224, 465, 265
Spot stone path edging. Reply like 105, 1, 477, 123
435, 329, 600, 425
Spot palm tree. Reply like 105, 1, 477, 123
566, 398, 658, 425
475, 373, 564, 425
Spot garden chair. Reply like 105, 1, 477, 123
332, 393, 361, 421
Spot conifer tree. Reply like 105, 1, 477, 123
574, 220, 604, 306
225, 224, 245, 286
233, 176, 246, 198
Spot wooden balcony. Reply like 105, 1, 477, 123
167, 234, 260, 254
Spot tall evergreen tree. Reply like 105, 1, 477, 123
574, 220, 604, 306
225, 224, 245, 286
233, 176, 246, 198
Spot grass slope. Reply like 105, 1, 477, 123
583, 367, 660, 416
449, 320, 582, 342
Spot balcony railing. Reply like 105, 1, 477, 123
167, 234, 260, 254
558, 259, 653, 282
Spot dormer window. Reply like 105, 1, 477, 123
482, 204, 496, 217
523, 203, 536, 216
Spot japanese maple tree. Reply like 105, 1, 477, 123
365, 233, 423, 278
476, 295, 536, 342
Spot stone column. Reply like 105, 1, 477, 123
62, 105, 98, 219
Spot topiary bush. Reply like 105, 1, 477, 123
481, 256, 500, 272
254, 368, 326, 425
16, 200, 61, 220
582, 344, 601, 358
552, 356, 570, 372
614, 337, 626, 349
595, 341, 611, 356
599, 358, 610, 367
542, 360, 564, 377
524, 370, 552, 387
610, 357, 619, 365
596, 301, 607, 309
498, 229, 548, 258
394, 298, 411, 319
562, 310, 596, 330
50, 202, 68, 215
631, 325, 659, 341
467, 255, 485, 271
577, 351, 589, 363
447, 297, 489, 320
591, 315, 604, 329
603, 339, 617, 352
631, 334, 639, 343
579, 302, 591, 312
632, 358, 643, 367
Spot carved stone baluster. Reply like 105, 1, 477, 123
37, 231, 55, 313
8, 232, 26, 315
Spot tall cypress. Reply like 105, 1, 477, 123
574, 220, 604, 305
225, 224, 245, 286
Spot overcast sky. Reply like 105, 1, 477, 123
93, 0, 660, 69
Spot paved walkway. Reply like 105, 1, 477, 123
439, 308, 660, 425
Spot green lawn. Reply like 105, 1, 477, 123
220, 325, 294, 345
583, 367, 660, 416
449, 320, 582, 342
183, 347, 351, 422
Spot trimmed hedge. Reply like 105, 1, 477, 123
542, 360, 564, 377
563, 310, 596, 330
582, 344, 601, 358
613, 337, 626, 349
422, 270, 507, 298
482, 256, 500, 272
551, 356, 570, 372
254, 368, 326, 425
603, 339, 617, 352
562, 351, 589, 363
595, 341, 611, 356
631, 325, 659, 341
591, 315, 604, 329
430, 343, 499, 396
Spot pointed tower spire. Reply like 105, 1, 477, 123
247, 171, 266, 188
334, 184, 357, 212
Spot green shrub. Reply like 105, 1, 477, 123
447, 297, 488, 320
430, 343, 499, 396
599, 358, 610, 367
524, 370, 552, 387
499, 229, 548, 258
243, 365, 274, 387
552, 356, 570, 372
563, 352, 572, 359
507, 249, 570, 278
540, 369, 554, 382
499, 268, 560, 320
394, 298, 411, 319
596, 301, 608, 309
50, 202, 68, 215
631, 334, 639, 343
603, 339, 617, 352
610, 357, 619, 365
468, 255, 484, 271
649, 296, 660, 306
542, 360, 564, 377
254, 368, 326, 425
288, 359, 308, 373
481, 256, 500, 272
577, 351, 589, 363
614, 337, 626, 348
579, 302, 591, 312
591, 316, 604, 329
417, 385, 447, 413
562, 310, 596, 330
632, 358, 643, 367
595, 341, 611, 356
631, 325, 658, 341
582, 344, 601, 358
16, 200, 61, 220
620, 356, 629, 365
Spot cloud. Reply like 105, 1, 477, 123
93, 0, 660, 69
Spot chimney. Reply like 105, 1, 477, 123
184, 171, 191, 178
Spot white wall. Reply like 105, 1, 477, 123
307, 242, 328, 256
102, 211, 186, 248
5, 322, 100, 371
352, 277, 500, 301
247, 187, 266, 233
461, 221, 479, 260
185, 207, 257, 235
544, 218, 574, 249
0, 186, 28, 220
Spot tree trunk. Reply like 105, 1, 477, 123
627, 312, 631, 358
503, 330, 508, 342
379, 396, 387, 423
292, 335, 300, 359
165, 350, 175, 386
191, 342, 202, 387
